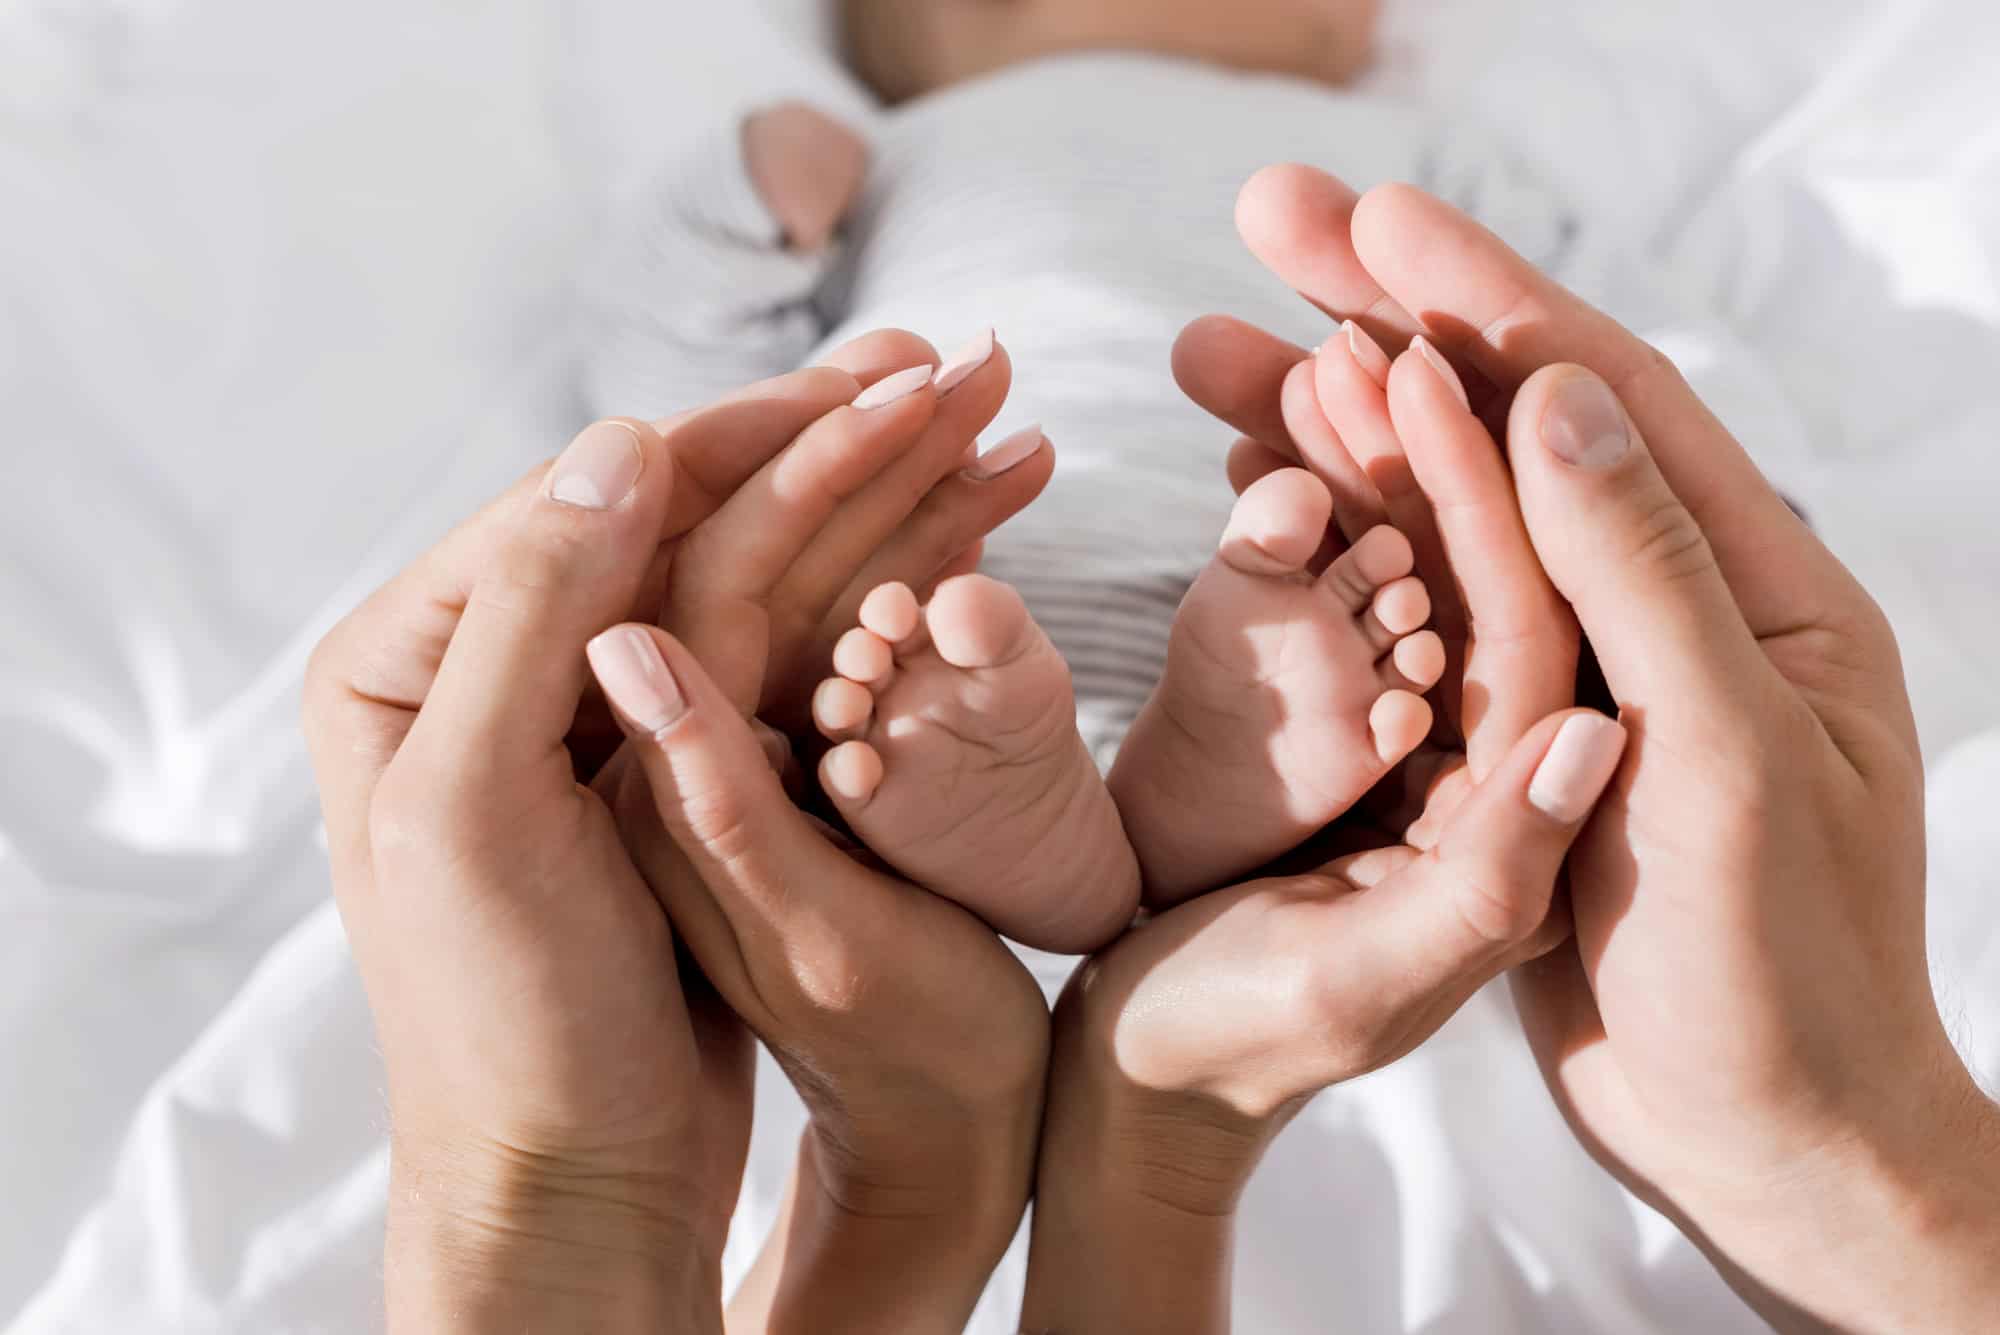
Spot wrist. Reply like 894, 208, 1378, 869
1676, 1063, 2000, 1334
386, 1134, 723, 1335
1020, 992, 1276, 1334
731, 1115, 1038, 1335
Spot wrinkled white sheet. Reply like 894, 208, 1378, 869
4, 1, 1996, 1330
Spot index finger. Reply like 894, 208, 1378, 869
1348, 183, 1836, 636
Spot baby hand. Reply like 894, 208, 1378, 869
743, 101, 869, 252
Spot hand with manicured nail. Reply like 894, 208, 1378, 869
300, 331, 1050, 1333
583, 330, 1061, 1331
1178, 166, 2000, 1333
1020, 255, 1622, 1325
1021, 704, 1626, 1332
589, 620, 1051, 1335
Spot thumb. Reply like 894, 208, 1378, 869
1321, 709, 1628, 1049
1507, 365, 1786, 737
585, 623, 837, 1020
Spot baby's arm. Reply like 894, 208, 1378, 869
581, 103, 868, 418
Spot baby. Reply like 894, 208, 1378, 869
585, 0, 1575, 953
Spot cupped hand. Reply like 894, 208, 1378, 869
587, 330, 1058, 1332
303, 387, 839, 1328
300, 329, 1046, 1331
1195, 166, 2000, 1331
1023, 288, 1633, 1327
592, 620, 1052, 1334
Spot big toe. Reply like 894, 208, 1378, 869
925, 574, 1039, 670
1220, 468, 1335, 578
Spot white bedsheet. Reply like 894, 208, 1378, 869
4, 1, 1996, 1330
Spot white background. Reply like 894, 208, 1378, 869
3, 1, 1996, 1329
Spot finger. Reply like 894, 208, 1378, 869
776, 335, 1014, 622
919, 541, 985, 595
1234, 163, 1427, 354
1386, 343, 1578, 776
815, 327, 942, 386
675, 371, 940, 601
1309, 334, 1463, 647
1278, 356, 1388, 543
1317, 710, 1628, 1049
585, 623, 854, 1030
818, 429, 1053, 649
1226, 436, 1293, 495
302, 469, 542, 872
1172, 315, 1307, 456
400, 418, 676, 778
1506, 365, 1793, 743
1349, 183, 1838, 636
650, 366, 862, 536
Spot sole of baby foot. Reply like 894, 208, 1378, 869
813, 575, 1140, 954
1107, 469, 1443, 908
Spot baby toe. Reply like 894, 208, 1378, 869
832, 625, 896, 684
1218, 468, 1335, 578
1380, 629, 1447, 693
1363, 576, 1431, 651
858, 581, 923, 644
1368, 690, 1435, 764
925, 573, 1037, 670
813, 675, 875, 740
1321, 525, 1416, 613
819, 739, 885, 805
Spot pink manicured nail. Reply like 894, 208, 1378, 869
931, 328, 995, 396
1528, 714, 1628, 823
587, 626, 687, 734
1341, 320, 1392, 388
1412, 336, 1472, 413
966, 425, 1045, 480
851, 364, 935, 410
548, 421, 643, 509
1541, 371, 1633, 470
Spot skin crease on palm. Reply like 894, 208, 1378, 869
841, 0, 1384, 102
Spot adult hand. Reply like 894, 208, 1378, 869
589, 328, 1057, 1333
1023, 307, 1624, 1330
591, 618, 1052, 1335
301, 329, 1042, 1332
1022, 701, 1627, 1332
1192, 166, 2000, 1333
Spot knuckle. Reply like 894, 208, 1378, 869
366, 762, 462, 864
483, 520, 603, 615
1444, 859, 1546, 948
299, 627, 350, 743
1619, 490, 1718, 586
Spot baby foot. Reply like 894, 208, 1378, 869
1107, 469, 1445, 907
812, 575, 1140, 953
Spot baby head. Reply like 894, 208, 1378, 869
840, 0, 1382, 103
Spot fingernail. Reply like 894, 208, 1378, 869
587, 627, 687, 735
1412, 336, 1471, 412
753, 722, 793, 775
548, 421, 644, 510
1541, 372, 1632, 470
966, 425, 1045, 480
1528, 714, 1628, 824
931, 327, 995, 396
851, 364, 935, 410
1341, 320, 1392, 388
